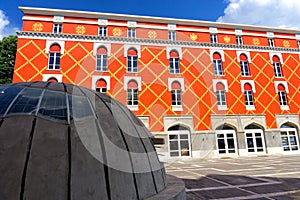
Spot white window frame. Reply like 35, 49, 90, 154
213, 59, 224, 76
168, 130, 191, 157
96, 87, 107, 94
128, 28, 136, 38
210, 34, 218, 44
278, 91, 289, 110
96, 53, 108, 72
216, 90, 227, 110
48, 52, 60, 70
236, 35, 243, 45
98, 26, 107, 37
168, 31, 176, 41
280, 127, 299, 152
240, 61, 250, 77
171, 89, 182, 111
127, 88, 138, 110
216, 130, 238, 156
170, 57, 180, 74
53, 23, 62, 34
274, 62, 283, 78
245, 129, 265, 153
268, 38, 275, 47
127, 55, 138, 73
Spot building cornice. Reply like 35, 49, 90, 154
19, 6, 300, 35
17, 31, 300, 54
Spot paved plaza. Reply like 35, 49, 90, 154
164, 155, 300, 200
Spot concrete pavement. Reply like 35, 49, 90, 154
164, 155, 300, 199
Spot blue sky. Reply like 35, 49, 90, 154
1, 0, 300, 39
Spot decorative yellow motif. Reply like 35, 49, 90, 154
76, 25, 86, 34
113, 28, 122, 36
148, 30, 157, 39
283, 40, 290, 48
252, 38, 260, 46
190, 33, 197, 41
32, 23, 43, 32
224, 36, 230, 43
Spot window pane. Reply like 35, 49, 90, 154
170, 141, 179, 150
38, 90, 68, 121
8, 87, 43, 115
68, 95, 95, 120
0, 86, 24, 116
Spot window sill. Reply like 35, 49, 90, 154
246, 105, 256, 110
46, 69, 60, 71
280, 105, 289, 110
217, 105, 228, 110
172, 105, 183, 112
127, 105, 138, 111
126, 71, 139, 74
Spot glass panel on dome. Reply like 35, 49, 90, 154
0, 86, 24, 116
38, 90, 68, 121
69, 95, 95, 120
7, 87, 43, 115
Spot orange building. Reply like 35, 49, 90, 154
14, 7, 300, 160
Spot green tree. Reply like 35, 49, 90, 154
0, 35, 18, 84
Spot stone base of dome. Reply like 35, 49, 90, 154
146, 175, 186, 200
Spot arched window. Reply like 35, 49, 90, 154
170, 51, 180, 74
48, 44, 61, 70
280, 123, 299, 152
240, 54, 250, 76
96, 47, 108, 71
127, 80, 138, 106
213, 52, 223, 76
273, 56, 283, 78
127, 49, 138, 73
216, 82, 227, 107
171, 81, 182, 110
96, 79, 107, 93
278, 84, 288, 106
244, 83, 254, 107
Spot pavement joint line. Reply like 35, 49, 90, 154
185, 181, 281, 192
209, 190, 300, 200
253, 171, 300, 177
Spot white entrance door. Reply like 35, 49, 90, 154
280, 128, 299, 152
168, 130, 190, 157
245, 129, 265, 153
216, 130, 237, 155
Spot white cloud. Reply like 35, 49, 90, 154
0, 10, 18, 40
218, 0, 300, 29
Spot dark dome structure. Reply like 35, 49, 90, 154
0, 82, 185, 200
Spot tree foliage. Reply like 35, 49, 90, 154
0, 35, 18, 84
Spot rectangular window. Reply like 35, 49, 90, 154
268, 38, 275, 47
96, 87, 107, 94
244, 90, 254, 106
168, 31, 176, 41
298, 40, 300, 48
170, 58, 180, 74
278, 91, 288, 106
274, 62, 283, 77
216, 90, 226, 106
236, 35, 243, 45
98, 26, 107, 36
96, 54, 108, 71
48, 52, 60, 70
53, 23, 62, 34
210, 34, 218, 44
127, 56, 138, 73
213, 60, 223, 76
127, 88, 138, 106
128, 28, 136, 38
171, 89, 182, 106
240, 61, 250, 76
